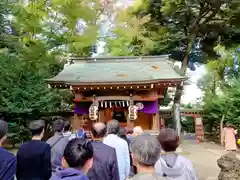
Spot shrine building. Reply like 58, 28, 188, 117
46, 56, 186, 131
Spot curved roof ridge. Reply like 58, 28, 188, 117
71, 55, 170, 63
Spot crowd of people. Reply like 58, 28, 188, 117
0, 118, 198, 180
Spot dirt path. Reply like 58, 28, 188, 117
179, 140, 231, 180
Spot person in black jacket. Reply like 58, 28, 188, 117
16, 120, 51, 180
87, 122, 119, 180
118, 128, 129, 144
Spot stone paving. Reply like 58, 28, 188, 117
178, 140, 239, 180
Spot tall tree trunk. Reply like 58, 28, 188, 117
172, 85, 182, 137
173, 30, 198, 138
212, 74, 216, 95
220, 114, 225, 145
180, 32, 197, 75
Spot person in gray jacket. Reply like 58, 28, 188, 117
47, 118, 65, 147
155, 128, 197, 180
47, 118, 72, 174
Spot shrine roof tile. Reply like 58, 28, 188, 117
47, 55, 186, 85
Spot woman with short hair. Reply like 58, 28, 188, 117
155, 128, 197, 180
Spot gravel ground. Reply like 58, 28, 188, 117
179, 140, 231, 180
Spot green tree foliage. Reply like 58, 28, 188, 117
0, 50, 72, 115
0, 0, 108, 116
12, 0, 104, 56
203, 79, 240, 130
0, 1, 20, 51
131, 0, 185, 55
105, 4, 153, 56
200, 45, 240, 131
109, 0, 240, 74
198, 45, 240, 96
0, 0, 112, 143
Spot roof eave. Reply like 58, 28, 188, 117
46, 77, 187, 86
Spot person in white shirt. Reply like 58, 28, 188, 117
103, 120, 130, 180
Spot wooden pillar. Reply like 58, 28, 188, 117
156, 113, 160, 130
152, 114, 155, 130
160, 116, 165, 129
195, 116, 204, 143
104, 108, 112, 123
71, 115, 81, 132
98, 109, 104, 123
152, 113, 159, 130
124, 110, 133, 127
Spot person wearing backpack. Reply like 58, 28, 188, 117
155, 128, 197, 180
47, 119, 71, 174
47, 118, 65, 147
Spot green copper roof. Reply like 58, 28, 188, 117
47, 56, 186, 85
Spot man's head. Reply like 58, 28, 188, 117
133, 126, 143, 136
0, 120, 8, 145
130, 134, 160, 168
157, 128, 179, 152
63, 121, 71, 133
29, 120, 45, 138
125, 126, 133, 135
62, 138, 93, 174
106, 120, 120, 135
118, 128, 126, 139
91, 122, 106, 139
53, 117, 65, 132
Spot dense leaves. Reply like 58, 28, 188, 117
200, 46, 240, 131
105, 6, 152, 56
0, 0, 111, 118
12, 0, 101, 56
0, 51, 72, 115
203, 80, 240, 130
107, 0, 240, 74
0, 0, 111, 142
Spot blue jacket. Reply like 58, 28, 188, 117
87, 141, 119, 180
51, 168, 89, 180
0, 147, 16, 180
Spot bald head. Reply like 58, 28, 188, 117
91, 122, 107, 139
133, 126, 143, 136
